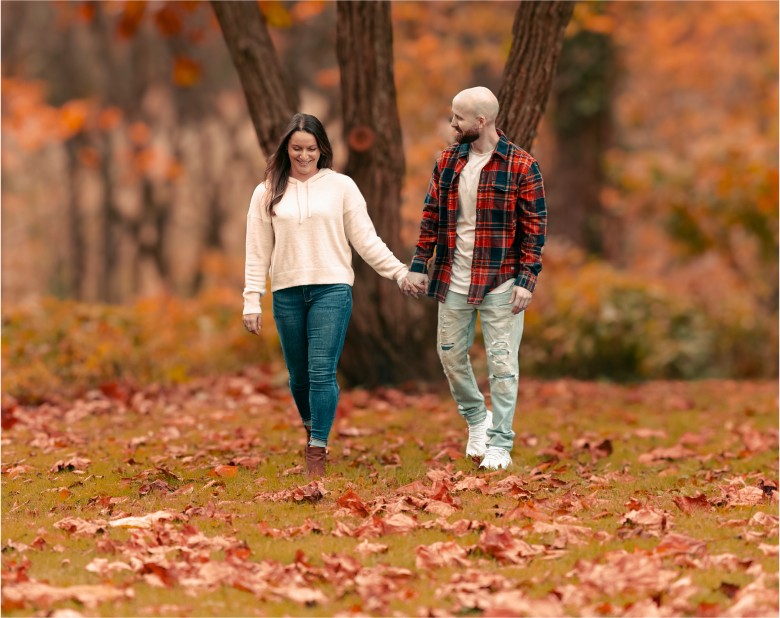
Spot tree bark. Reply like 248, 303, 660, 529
65, 138, 86, 300
210, 0, 298, 152
549, 27, 616, 257
335, 0, 440, 386
497, 1, 576, 151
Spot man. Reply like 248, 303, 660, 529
402, 86, 547, 470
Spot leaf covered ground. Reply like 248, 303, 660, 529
1, 368, 778, 617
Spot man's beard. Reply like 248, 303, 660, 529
455, 126, 480, 144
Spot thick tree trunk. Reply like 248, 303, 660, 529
210, 0, 298, 152
549, 27, 616, 257
497, 1, 576, 150
336, 0, 440, 386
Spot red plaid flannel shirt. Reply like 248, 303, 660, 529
410, 130, 547, 305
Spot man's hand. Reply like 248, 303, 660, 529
511, 286, 532, 314
400, 272, 429, 299
243, 313, 261, 335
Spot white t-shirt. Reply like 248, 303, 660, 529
450, 147, 514, 296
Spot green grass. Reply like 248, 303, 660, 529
2, 377, 777, 616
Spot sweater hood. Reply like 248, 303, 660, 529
287, 168, 336, 223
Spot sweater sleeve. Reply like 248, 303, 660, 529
342, 179, 408, 282
243, 184, 274, 315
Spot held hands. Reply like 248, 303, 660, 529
511, 285, 532, 314
398, 272, 429, 299
243, 313, 261, 335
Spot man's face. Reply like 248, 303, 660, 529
450, 100, 481, 144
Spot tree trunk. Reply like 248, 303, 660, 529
335, 0, 440, 386
98, 131, 119, 303
548, 27, 616, 257
210, 0, 298, 152
65, 138, 86, 300
497, 1, 576, 150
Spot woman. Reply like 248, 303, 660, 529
242, 113, 408, 478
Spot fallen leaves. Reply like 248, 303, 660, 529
672, 492, 712, 514
2, 377, 777, 616
571, 550, 679, 597
108, 511, 183, 529
477, 524, 544, 565
53, 517, 108, 536
254, 481, 329, 503
415, 541, 470, 569
49, 457, 91, 473
210, 465, 238, 478
638, 445, 696, 465
2, 581, 133, 610
620, 505, 673, 537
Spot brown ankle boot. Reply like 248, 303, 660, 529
305, 445, 326, 478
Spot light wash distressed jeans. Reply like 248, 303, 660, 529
437, 288, 524, 451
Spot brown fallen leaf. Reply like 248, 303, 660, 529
638, 445, 696, 465
424, 500, 457, 517
336, 489, 370, 517
435, 570, 514, 612
355, 539, 388, 556
108, 510, 182, 529
504, 500, 552, 522
211, 465, 238, 478
415, 541, 470, 569
532, 519, 593, 547
633, 428, 668, 439
1, 580, 133, 609
654, 532, 707, 556
396, 480, 429, 495
713, 481, 766, 507
477, 524, 543, 565
734, 422, 776, 453
748, 511, 779, 530
292, 481, 328, 503
50, 457, 91, 473
3, 464, 36, 479
482, 589, 566, 617
257, 518, 323, 539
672, 493, 711, 514
620, 506, 672, 537
53, 517, 108, 536
571, 550, 678, 597
380, 512, 418, 534
757, 543, 778, 556
281, 464, 305, 476
453, 475, 488, 493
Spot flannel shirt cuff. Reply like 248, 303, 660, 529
514, 272, 537, 293
410, 257, 428, 274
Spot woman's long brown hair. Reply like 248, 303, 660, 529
263, 113, 334, 216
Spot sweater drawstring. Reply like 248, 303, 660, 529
296, 181, 311, 224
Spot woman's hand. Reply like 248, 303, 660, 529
243, 313, 262, 335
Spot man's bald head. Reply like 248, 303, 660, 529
452, 87, 499, 124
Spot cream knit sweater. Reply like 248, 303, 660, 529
243, 168, 408, 315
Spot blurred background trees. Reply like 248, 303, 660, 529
2, 1, 777, 394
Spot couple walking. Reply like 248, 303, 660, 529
242, 87, 547, 478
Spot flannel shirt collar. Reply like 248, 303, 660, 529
455, 129, 511, 162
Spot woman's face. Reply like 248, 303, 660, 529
287, 131, 321, 180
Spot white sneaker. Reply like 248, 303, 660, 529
465, 410, 492, 458
479, 446, 512, 470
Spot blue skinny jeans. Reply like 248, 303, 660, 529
272, 284, 352, 446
